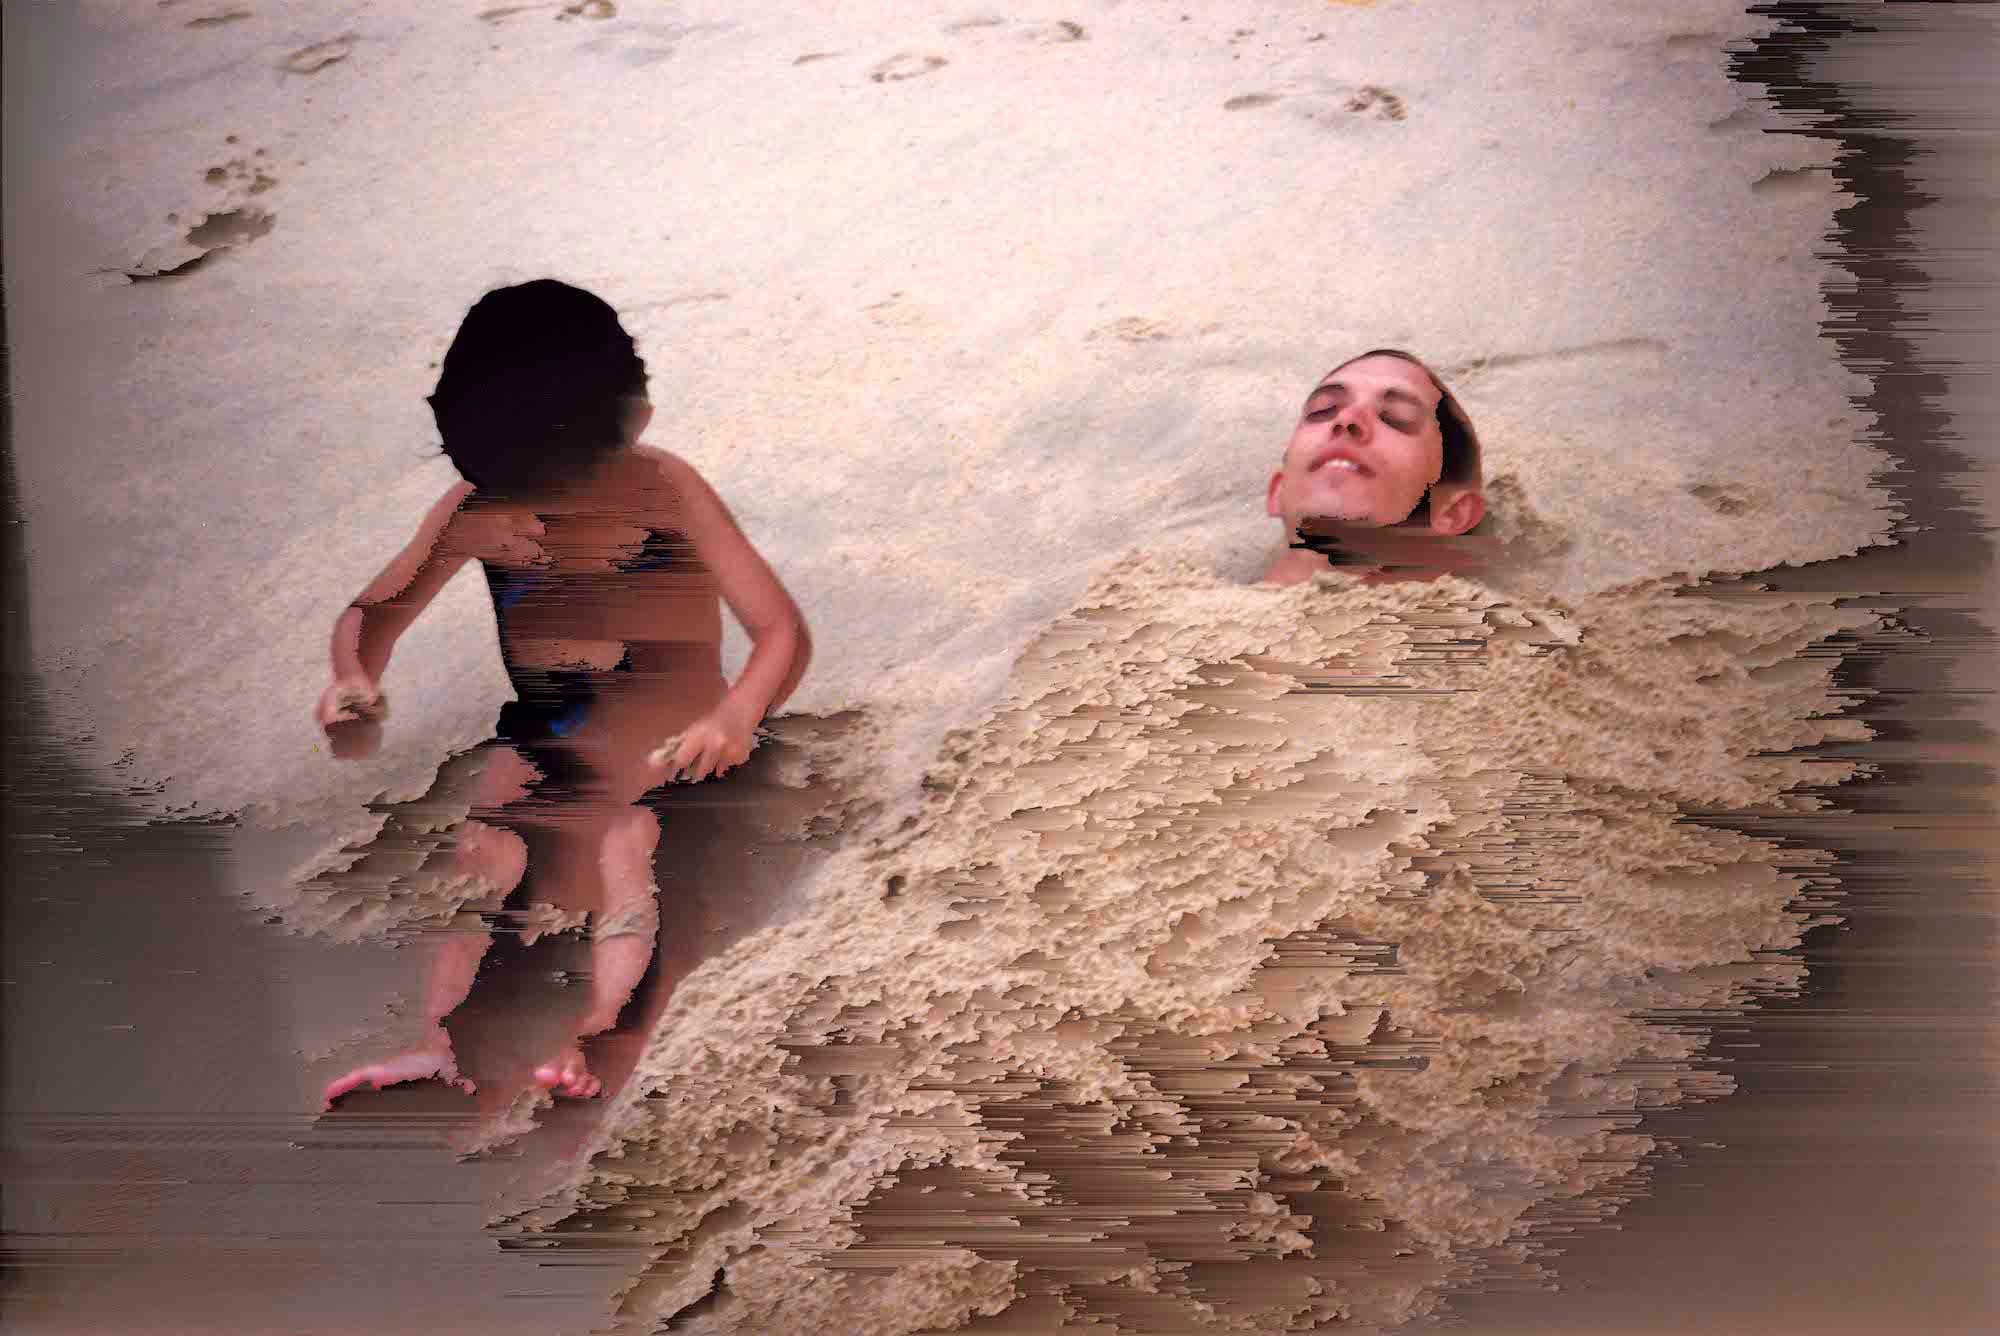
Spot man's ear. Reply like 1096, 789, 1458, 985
1427, 485, 1485, 536
1265, 471, 1287, 519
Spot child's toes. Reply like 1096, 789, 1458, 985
533, 1057, 599, 1098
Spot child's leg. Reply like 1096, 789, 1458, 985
534, 805, 661, 1099
418, 815, 525, 1021
428, 746, 539, 1021
581, 805, 662, 1036
322, 747, 535, 1109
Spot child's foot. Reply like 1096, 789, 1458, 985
322, 1037, 474, 1110
532, 1040, 603, 1099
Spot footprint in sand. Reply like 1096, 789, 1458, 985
181, 208, 273, 250
942, 16, 1085, 44
1021, 20, 1086, 44
863, 292, 927, 328
477, 3, 556, 21
1662, 31, 1727, 53
1343, 85, 1406, 120
120, 138, 277, 281
860, 17, 1080, 81
1088, 317, 1175, 344
1751, 166, 1830, 198
1687, 483, 1756, 517
870, 53, 948, 83
575, 18, 725, 67
202, 146, 278, 196
479, 2, 617, 26
121, 207, 274, 282
281, 34, 353, 74
1225, 84, 1406, 123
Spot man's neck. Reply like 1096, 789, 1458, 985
1259, 545, 1337, 586
1259, 545, 1450, 588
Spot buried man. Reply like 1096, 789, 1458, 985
1261, 349, 1490, 585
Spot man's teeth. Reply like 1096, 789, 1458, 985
1322, 458, 1360, 473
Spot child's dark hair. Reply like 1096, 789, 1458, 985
427, 280, 648, 496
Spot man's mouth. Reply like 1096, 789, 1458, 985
1309, 447, 1372, 478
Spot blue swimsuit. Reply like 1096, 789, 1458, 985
482, 525, 697, 788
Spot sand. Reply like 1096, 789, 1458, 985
541, 561, 1877, 1332
7, 0, 1890, 834
1, 1, 1921, 1332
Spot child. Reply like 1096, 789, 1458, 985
1261, 349, 1487, 586
317, 279, 810, 1108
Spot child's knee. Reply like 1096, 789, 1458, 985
596, 808, 661, 936
459, 818, 527, 892
453, 861, 516, 925
599, 806, 661, 871
473, 744, 542, 812
591, 892, 660, 944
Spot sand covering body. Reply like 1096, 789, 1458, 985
479, 557, 1875, 1333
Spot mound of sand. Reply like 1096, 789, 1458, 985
503, 557, 1872, 1332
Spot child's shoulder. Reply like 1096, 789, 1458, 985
626, 444, 731, 506
426, 479, 481, 531
622, 445, 750, 534
628, 443, 704, 486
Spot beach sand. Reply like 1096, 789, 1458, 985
6, 0, 1890, 836
6, 1, 1978, 1333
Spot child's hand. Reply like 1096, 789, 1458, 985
317, 679, 387, 760
648, 703, 757, 784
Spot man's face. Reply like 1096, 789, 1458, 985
1266, 355, 1447, 531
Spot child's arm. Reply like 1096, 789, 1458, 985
318, 482, 479, 747
643, 450, 811, 781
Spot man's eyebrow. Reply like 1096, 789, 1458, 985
1306, 380, 1427, 411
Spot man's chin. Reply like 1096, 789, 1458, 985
1294, 509, 1388, 533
